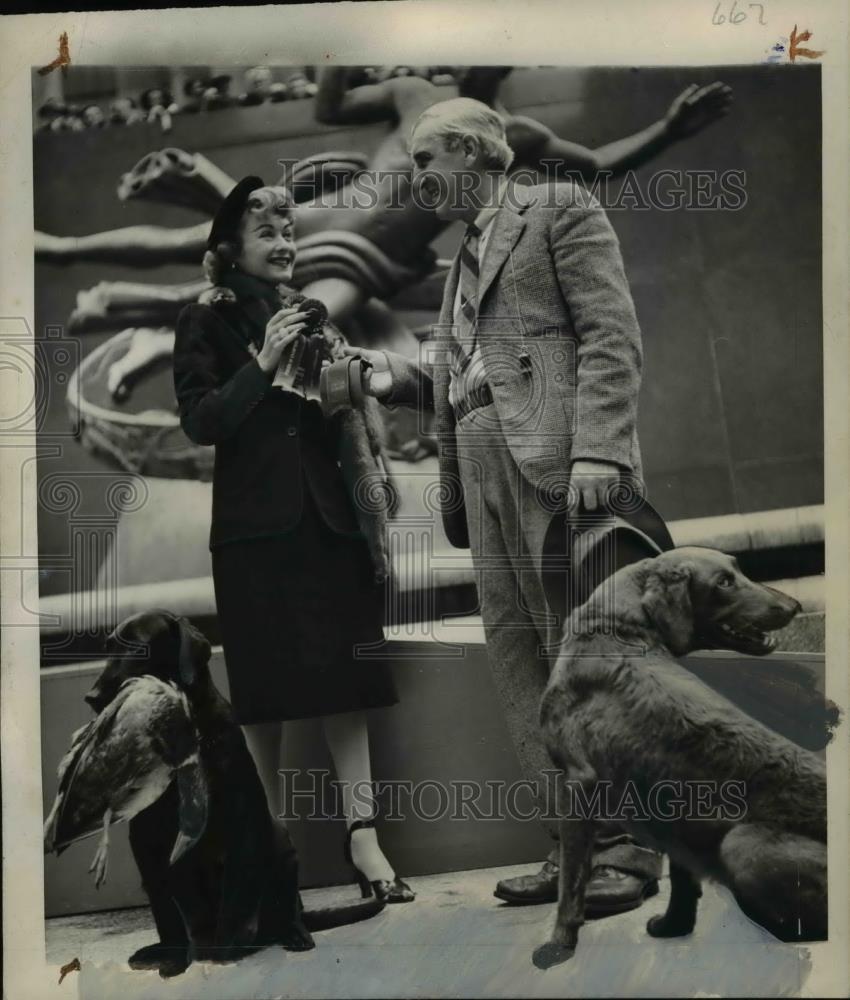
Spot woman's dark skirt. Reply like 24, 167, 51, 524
211, 484, 397, 725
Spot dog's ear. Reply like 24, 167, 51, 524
174, 616, 212, 686
640, 562, 694, 654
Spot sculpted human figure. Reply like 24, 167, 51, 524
38, 67, 731, 460
36, 66, 732, 324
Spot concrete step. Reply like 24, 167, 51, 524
45, 862, 813, 998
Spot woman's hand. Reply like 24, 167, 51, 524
339, 346, 392, 398
256, 306, 310, 374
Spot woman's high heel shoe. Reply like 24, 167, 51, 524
343, 819, 415, 903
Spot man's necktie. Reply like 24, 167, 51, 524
456, 222, 481, 362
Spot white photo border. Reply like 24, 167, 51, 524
1, 2, 848, 997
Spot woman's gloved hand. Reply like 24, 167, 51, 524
339, 346, 392, 398
257, 306, 309, 374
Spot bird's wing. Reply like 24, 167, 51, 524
44, 717, 102, 853
44, 677, 192, 853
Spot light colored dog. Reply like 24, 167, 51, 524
534, 547, 825, 968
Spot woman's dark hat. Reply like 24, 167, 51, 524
207, 175, 265, 250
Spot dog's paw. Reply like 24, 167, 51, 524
128, 942, 188, 975
128, 943, 166, 969
281, 923, 316, 952
646, 913, 695, 938
532, 940, 575, 970
157, 954, 191, 979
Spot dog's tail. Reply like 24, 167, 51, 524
302, 896, 385, 931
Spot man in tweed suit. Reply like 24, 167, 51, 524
351, 97, 661, 913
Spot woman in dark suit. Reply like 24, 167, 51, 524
173, 176, 413, 902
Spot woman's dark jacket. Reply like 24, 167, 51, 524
172, 270, 396, 582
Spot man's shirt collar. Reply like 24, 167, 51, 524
472, 175, 509, 234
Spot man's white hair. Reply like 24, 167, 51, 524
412, 97, 515, 171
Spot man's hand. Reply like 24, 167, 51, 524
664, 82, 733, 140
339, 345, 392, 398
569, 459, 621, 512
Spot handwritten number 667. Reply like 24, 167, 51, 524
712, 2, 768, 25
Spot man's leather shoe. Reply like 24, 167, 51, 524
494, 861, 658, 917
493, 859, 559, 905
583, 865, 659, 917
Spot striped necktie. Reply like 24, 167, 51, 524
456, 222, 481, 361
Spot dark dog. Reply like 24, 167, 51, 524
534, 547, 826, 968
85, 608, 384, 977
